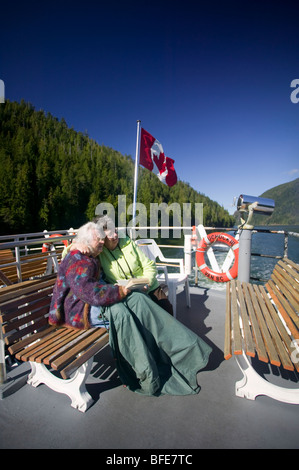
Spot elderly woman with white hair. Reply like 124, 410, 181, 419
49, 222, 212, 397
49, 222, 129, 329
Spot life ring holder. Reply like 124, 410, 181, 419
42, 234, 69, 253
196, 232, 239, 282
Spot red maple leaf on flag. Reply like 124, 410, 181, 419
153, 152, 166, 172
139, 128, 177, 187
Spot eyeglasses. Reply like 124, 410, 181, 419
105, 228, 118, 239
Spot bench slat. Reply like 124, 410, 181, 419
258, 286, 297, 372
31, 329, 83, 363
255, 285, 293, 371
231, 281, 242, 355
39, 329, 86, 364
245, 284, 277, 365
0, 249, 14, 261
18, 329, 80, 362
5, 316, 50, 346
2, 294, 51, 323
60, 330, 109, 379
34, 330, 84, 364
45, 329, 97, 368
242, 283, 268, 363
275, 264, 299, 299
236, 281, 255, 357
2, 301, 51, 334
0, 277, 56, 305
272, 271, 299, 313
266, 280, 299, 335
15, 327, 68, 361
224, 259, 299, 375
51, 328, 108, 371
8, 326, 56, 355
283, 258, 299, 273
1, 291, 52, 324
0, 275, 55, 297
249, 284, 280, 367
278, 260, 299, 290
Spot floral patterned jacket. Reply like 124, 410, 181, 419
49, 250, 124, 329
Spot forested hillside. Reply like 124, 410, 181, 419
0, 100, 234, 235
251, 178, 299, 225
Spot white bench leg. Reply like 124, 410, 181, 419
27, 359, 94, 412
235, 353, 299, 405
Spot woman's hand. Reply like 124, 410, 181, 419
119, 285, 130, 298
70, 242, 90, 254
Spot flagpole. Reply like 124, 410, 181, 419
132, 120, 141, 227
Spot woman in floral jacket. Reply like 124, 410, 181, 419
49, 222, 129, 329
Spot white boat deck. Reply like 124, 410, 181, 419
1, 285, 299, 450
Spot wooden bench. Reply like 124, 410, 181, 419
224, 257, 299, 404
0, 277, 109, 412
0, 248, 64, 286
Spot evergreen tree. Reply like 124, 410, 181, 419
0, 99, 235, 235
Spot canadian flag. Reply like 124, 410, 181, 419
139, 128, 177, 187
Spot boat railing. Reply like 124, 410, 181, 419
0, 226, 298, 285
188, 226, 299, 283
0, 229, 77, 284
246, 228, 299, 282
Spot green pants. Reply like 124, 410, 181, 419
103, 292, 212, 396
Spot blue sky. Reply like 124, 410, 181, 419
1, 0, 298, 214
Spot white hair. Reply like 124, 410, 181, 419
73, 222, 104, 255
94, 215, 115, 235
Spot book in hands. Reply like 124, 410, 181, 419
117, 277, 150, 292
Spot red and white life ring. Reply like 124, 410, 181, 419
42, 234, 68, 252
196, 232, 239, 282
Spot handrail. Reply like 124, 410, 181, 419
0, 226, 298, 285
0, 232, 76, 284
0, 235, 75, 250
0, 228, 76, 241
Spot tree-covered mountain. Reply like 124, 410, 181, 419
0, 100, 234, 235
251, 178, 299, 225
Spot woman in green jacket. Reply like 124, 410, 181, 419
97, 216, 173, 315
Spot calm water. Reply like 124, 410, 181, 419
160, 225, 299, 290
250, 225, 299, 284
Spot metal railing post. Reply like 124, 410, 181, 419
238, 228, 252, 283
